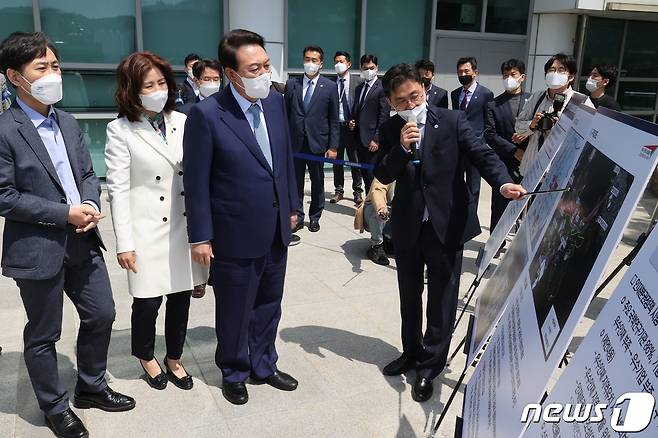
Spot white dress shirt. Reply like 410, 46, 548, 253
337, 73, 351, 122
359, 77, 378, 104
303, 75, 319, 102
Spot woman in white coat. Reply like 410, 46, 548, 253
105, 52, 208, 391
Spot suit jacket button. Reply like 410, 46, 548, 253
156, 176, 161, 181
273, 202, 278, 207
60, 198, 66, 204
163, 217, 168, 222
160, 196, 165, 201
183, 212, 186, 217
180, 191, 184, 196
178, 171, 183, 176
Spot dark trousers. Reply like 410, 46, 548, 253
294, 143, 325, 223
131, 290, 192, 361
394, 222, 463, 379
465, 159, 481, 224
16, 231, 115, 416
490, 189, 510, 232
356, 146, 376, 194
211, 232, 288, 383
333, 124, 363, 196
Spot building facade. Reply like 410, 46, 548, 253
1, 0, 657, 177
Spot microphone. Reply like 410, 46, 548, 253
407, 113, 421, 165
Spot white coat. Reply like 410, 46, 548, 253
104, 111, 208, 298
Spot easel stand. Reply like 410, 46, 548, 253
592, 231, 648, 300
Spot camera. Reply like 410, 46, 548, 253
536, 93, 566, 131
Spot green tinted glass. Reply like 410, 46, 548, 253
0, 1, 33, 43
40, 0, 135, 64
77, 118, 114, 179
582, 17, 624, 75
485, 0, 529, 35
623, 20, 658, 77
57, 71, 117, 112
617, 82, 658, 111
142, 0, 223, 65
437, 0, 482, 32
287, 0, 360, 69
366, 0, 431, 70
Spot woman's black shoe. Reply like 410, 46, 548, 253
164, 357, 194, 390
139, 359, 168, 390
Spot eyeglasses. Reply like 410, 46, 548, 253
392, 92, 424, 108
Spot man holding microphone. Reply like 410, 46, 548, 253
374, 64, 526, 403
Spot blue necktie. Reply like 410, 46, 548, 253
247, 104, 273, 169
304, 80, 314, 110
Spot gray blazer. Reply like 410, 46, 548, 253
0, 101, 104, 280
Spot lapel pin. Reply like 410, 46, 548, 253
434, 124, 438, 129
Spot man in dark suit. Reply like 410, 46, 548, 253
485, 58, 531, 233
375, 64, 526, 402
450, 57, 494, 235
177, 52, 201, 107
0, 32, 135, 438
183, 29, 299, 406
285, 45, 339, 233
352, 54, 390, 194
414, 59, 448, 108
330, 50, 365, 206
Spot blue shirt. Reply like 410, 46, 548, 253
16, 98, 85, 207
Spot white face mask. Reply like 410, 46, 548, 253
238, 72, 271, 100
503, 76, 521, 92
334, 62, 348, 75
361, 68, 378, 81
585, 77, 600, 93
139, 89, 168, 113
395, 102, 427, 124
199, 81, 220, 98
545, 72, 569, 90
21, 73, 63, 105
304, 62, 321, 77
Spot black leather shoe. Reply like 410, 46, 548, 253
73, 386, 136, 412
354, 193, 364, 206
308, 220, 320, 232
292, 222, 304, 233
412, 376, 433, 402
367, 243, 389, 266
259, 370, 298, 391
164, 357, 193, 390
45, 408, 88, 438
222, 381, 248, 405
289, 234, 301, 246
138, 359, 168, 390
382, 354, 415, 376
329, 193, 343, 204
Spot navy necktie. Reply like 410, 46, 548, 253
339, 78, 350, 120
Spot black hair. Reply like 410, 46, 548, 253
382, 63, 421, 98
360, 54, 378, 67
192, 58, 222, 79
500, 58, 526, 75
183, 53, 201, 67
303, 45, 324, 62
334, 51, 351, 63
0, 31, 59, 75
218, 29, 265, 71
593, 63, 618, 89
457, 57, 477, 71
414, 59, 435, 73
544, 53, 577, 75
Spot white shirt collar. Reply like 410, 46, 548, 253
230, 83, 263, 115
303, 74, 319, 87
463, 81, 478, 95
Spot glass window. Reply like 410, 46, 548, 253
287, 0, 360, 69
622, 20, 658, 77
485, 0, 530, 35
142, 0, 223, 66
617, 82, 657, 112
437, 0, 482, 32
0, 0, 33, 43
57, 71, 117, 112
582, 18, 624, 74
39, 0, 135, 64
77, 118, 114, 179
366, 0, 431, 70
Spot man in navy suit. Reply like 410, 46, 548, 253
183, 29, 300, 406
450, 57, 494, 235
485, 58, 531, 233
177, 53, 201, 107
414, 59, 448, 108
375, 64, 526, 402
285, 45, 339, 233
0, 32, 135, 438
352, 54, 390, 194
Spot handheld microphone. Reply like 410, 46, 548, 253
408, 113, 421, 165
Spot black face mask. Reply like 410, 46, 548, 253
421, 77, 432, 88
458, 75, 473, 86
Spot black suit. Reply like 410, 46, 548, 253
484, 91, 531, 231
333, 73, 365, 197
374, 106, 511, 378
284, 74, 340, 223
451, 83, 494, 234
177, 79, 200, 107
354, 78, 390, 193
426, 84, 449, 108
